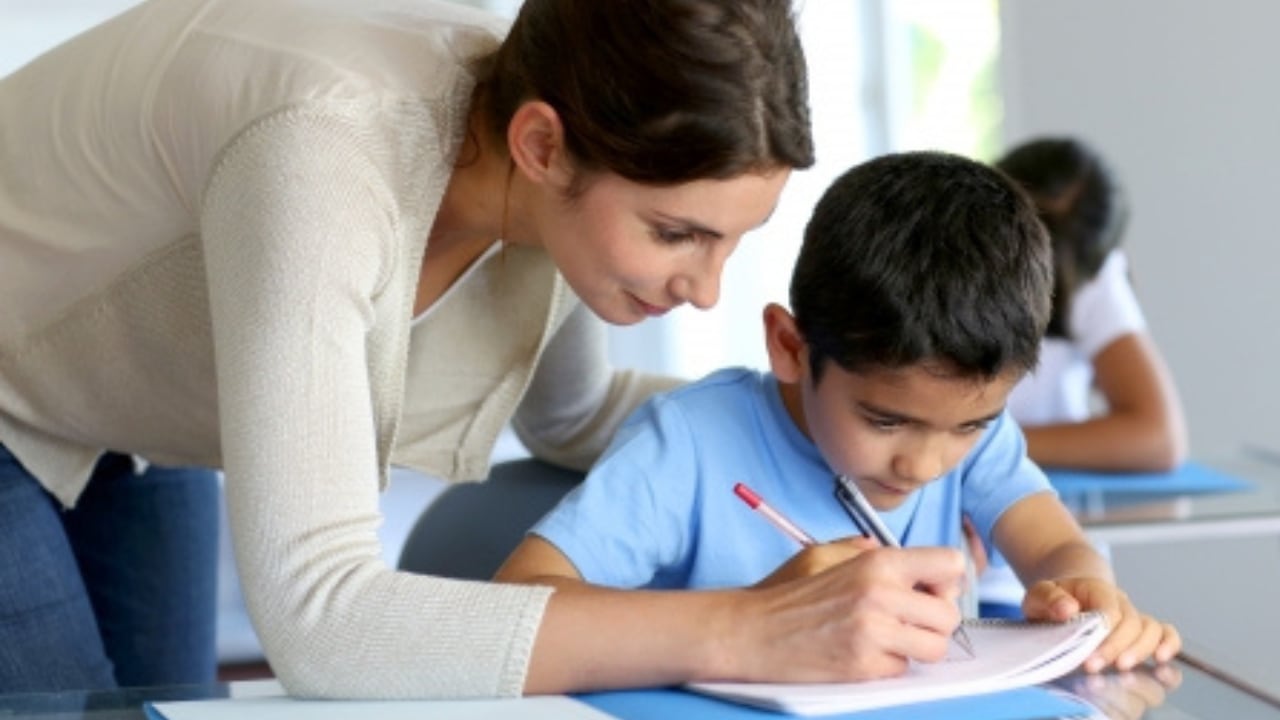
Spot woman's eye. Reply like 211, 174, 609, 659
653, 227, 699, 244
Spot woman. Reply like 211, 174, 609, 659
0, 0, 968, 698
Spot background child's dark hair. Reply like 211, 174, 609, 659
996, 137, 1128, 339
791, 151, 1052, 382
477, 0, 814, 194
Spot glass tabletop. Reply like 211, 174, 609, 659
1058, 451, 1280, 544
2, 659, 1277, 720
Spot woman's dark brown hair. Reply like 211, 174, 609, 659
477, 0, 814, 192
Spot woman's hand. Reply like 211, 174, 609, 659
1021, 577, 1181, 672
726, 545, 968, 682
752, 536, 877, 588
524, 544, 968, 693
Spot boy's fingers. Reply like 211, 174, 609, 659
1021, 581, 1078, 621
1154, 622, 1182, 663
1087, 607, 1144, 672
960, 516, 989, 573
1115, 615, 1164, 671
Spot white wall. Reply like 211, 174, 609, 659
0, 1, 141, 75
1001, 2, 1280, 694
1000, 1, 1280, 459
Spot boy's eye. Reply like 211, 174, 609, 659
867, 416, 903, 431
956, 421, 991, 435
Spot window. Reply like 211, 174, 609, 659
879, 0, 1003, 159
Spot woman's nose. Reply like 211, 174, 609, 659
672, 252, 726, 310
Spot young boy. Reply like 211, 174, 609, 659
496, 151, 1180, 673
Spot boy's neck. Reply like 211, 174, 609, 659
774, 378, 811, 440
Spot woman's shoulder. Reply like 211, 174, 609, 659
195, 0, 505, 96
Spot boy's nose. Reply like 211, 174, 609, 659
892, 449, 944, 485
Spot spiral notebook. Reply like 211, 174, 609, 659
687, 612, 1108, 716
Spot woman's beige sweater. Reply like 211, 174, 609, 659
0, 0, 673, 698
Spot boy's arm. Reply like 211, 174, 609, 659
994, 493, 1180, 671
993, 492, 1111, 587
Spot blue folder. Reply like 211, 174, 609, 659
577, 685, 1089, 719
1046, 460, 1252, 495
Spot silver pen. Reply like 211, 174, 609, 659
833, 475, 976, 659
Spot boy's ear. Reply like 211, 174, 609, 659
507, 100, 573, 190
764, 303, 808, 384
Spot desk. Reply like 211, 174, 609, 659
1061, 454, 1280, 545
1053, 453, 1280, 703
1, 660, 1276, 720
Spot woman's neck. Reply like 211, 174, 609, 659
431, 131, 512, 250
413, 127, 518, 315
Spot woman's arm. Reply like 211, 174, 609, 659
498, 537, 971, 692
512, 303, 683, 471
1022, 332, 1187, 471
204, 110, 561, 700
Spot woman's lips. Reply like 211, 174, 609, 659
631, 294, 672, 317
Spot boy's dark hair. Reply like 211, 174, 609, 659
996, 137, 1128, 339
477, 0, 814, 194
791, 151, 1052, 382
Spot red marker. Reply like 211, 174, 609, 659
733, 482, 817, 547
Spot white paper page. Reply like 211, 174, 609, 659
149, 693, 617, 720
689, 612, 1108, 715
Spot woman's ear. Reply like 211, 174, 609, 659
764, 303, 808, 384
506, 100, 573, 190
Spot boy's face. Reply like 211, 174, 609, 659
764, 303, 1022, 512
794, 361, 1020, 511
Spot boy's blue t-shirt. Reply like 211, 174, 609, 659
531, 367, 1052, 590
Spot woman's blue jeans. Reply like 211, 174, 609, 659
0, 445, 219, 692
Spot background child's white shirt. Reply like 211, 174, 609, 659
982, 250, 1145, 606
1007, 250, 1147, 426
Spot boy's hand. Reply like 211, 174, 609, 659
1021, 577, 1181, 672
753, 537, 878, 588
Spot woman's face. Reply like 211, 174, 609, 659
532, 168, 790, 325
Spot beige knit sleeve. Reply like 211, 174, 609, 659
512, 301, 684, 470
201, 108, 551, 699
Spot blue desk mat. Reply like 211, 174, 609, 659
577, 685, 1089, 719
1046, 461, 1253, 495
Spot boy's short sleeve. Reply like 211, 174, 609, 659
960, 411, 1054, 550
529, 395, 700, 588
